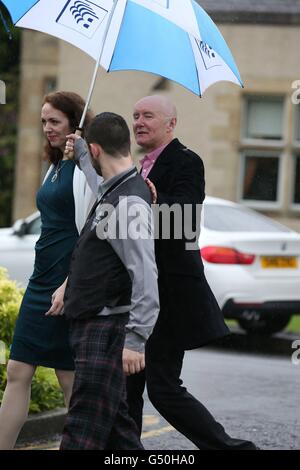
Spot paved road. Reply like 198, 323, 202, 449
19, 344, 300, 450
143, 347, 300, 450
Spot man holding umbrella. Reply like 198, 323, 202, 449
127, 94, 258, 450
51, 112, 160, 450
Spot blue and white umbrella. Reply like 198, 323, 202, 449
1, 0, 243, 124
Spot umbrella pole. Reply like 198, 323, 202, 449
79, 0, 119, 129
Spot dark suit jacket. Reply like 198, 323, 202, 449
147, 138, 230, 349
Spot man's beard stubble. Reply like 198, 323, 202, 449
90, 155, 102, 176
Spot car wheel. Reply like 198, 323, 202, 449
237, 311, 291, 335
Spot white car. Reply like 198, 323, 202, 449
0, 211, 41, 288
1, 197, 300, 335
200, 197, 300, 335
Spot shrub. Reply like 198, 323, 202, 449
0, 268, 64, 412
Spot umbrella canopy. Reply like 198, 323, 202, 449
1, 0, 242, 97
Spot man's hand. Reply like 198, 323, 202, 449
64, 132, 82, 159
122, 348, 145, 376
45, 280, 67, 316
145, 178, 157, 204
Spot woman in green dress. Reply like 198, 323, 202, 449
0, 91, 94, 449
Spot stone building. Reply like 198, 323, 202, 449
13, 0, 300, 231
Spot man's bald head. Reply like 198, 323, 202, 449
135, 95, 177, 120
133, 95, 177, 152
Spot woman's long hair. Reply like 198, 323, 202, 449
42, 91, 93, 165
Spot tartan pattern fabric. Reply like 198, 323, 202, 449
60, 314, 143, 450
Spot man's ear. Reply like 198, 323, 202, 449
167, 117, 177, 132
170, 117, 177, 130
89, 143, 101, 159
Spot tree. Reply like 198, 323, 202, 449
0, 6, 20, 227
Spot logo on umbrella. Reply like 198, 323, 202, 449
196, 41, 222, 70
152, 0, 170, 8
57, 0, 108, 38
70, 1, 99, 28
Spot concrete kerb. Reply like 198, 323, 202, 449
15, 329, 299, 446
17, 407, 66, 445
210, 327, 300, 357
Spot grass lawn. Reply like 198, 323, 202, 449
226, 316, 300, 334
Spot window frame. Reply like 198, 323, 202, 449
290, 153, 300, 211
238, 149, 284, 210
293, 104, 300, 147
240, 94, 287, 149
290, 104, 300, 210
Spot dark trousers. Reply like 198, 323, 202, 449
126, 369, 146, 436
126, 323, 257, 450
61, 314, 143, 450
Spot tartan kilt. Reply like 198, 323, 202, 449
60, 313, 142, 450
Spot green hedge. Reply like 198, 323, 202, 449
0, 268, 64, 412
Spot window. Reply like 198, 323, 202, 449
44, 77, 57, 94
294, 104, 300, 143
241, 152, 280, 202
203, 204, 290, 233
293, 156, 300, 205
240, 96, 285, 208
26, 216, 41, 235
244, 96, 284, 141
291, 104, 300, 210
292, 107, 300, 208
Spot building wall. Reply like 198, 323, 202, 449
13, 32, 59, 220
14, 24, 300, 231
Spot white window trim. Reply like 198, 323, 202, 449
290, 154, 300, 211
240, 94, 287, 148
240, 139, 285, 150
293, 103, 300, 147
293, 142, 300, 150
238, 150, 284, 210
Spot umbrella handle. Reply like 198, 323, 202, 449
64, 128, 82, 160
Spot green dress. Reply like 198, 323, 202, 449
10, 160, 78, 370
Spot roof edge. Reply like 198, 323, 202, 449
208, 11, 300, 26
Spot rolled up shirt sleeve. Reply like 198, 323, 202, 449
106, 196, 160, 353
74, 138, 101, 196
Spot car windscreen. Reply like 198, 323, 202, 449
203, 204, 291, 232
26, 216, 41, 235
